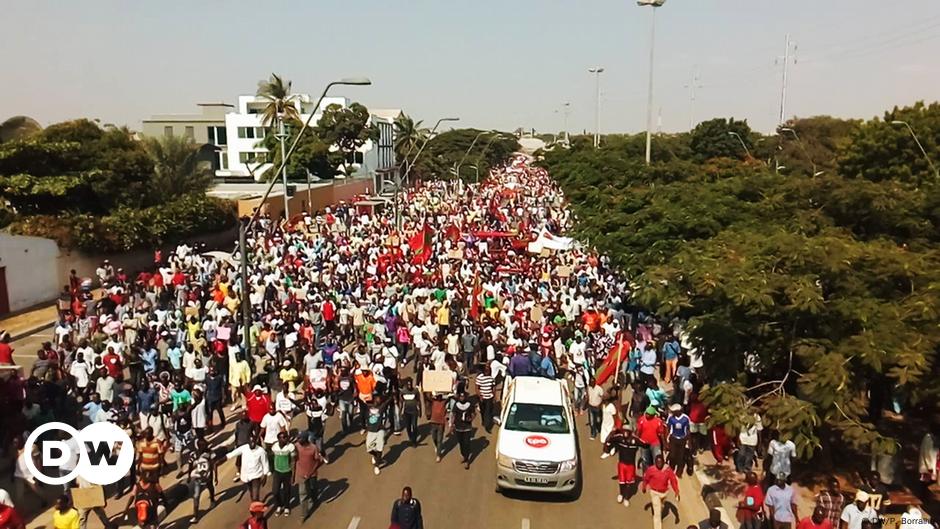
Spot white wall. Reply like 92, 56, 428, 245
0, 234, 60, 312
222, 95, 350, 180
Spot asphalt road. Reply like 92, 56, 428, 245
11, 325, 709, 529
21, 398, 708, 529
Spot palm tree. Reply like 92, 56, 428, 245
256, 73, 300, 215
256, 73, 301, 128
394, 114, 429, 171
143, 135, 214, 203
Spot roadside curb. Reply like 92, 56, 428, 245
9, 321, 54, 342
692, 465, 736, 527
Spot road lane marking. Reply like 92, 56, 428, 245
522, 518, 531, 529
347, 516, 361, 529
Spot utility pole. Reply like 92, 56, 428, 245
684, 65, 702, 131
778, 33, 796, 126
588, 68, 604, 148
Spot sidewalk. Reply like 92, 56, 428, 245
0, 302, 58, 341
691, 455, 817, 527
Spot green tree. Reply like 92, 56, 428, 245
690, 117, 754, 161
260, 119, 340, 181
314, 102, 376, 176
0, 116, 42, 143
0, 119, 153, 213
142, 135, 214, 202
393, 114, 428, 173
776, 116, 860, 177
839, 101, 940, 184
540, 105, 940, 459
411, 129, 519, 182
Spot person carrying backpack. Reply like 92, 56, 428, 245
125, 472, 165, 529
390, 486, 424, 529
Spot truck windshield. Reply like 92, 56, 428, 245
504, 403, 570, 434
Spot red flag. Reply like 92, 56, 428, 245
408, 226, 433, 265
408, 226, 426, 253
444, 224, 461, 242
594, 333, 634, 386
469, 270, 482, 320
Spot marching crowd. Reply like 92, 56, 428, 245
0, 153, 933, 529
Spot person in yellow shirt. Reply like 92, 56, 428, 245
52, 495, 80, 529
436, 302, 451, 339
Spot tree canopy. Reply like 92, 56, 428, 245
0, 118, 234, 251
410, 128, 519, 182
539, 101, 940, 459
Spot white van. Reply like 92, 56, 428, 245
495, 376, 579, 495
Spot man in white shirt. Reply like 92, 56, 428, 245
260, 407, 290, 448
226, 437, 269, 502
840, 490, 878, 529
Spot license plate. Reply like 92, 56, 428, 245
523, 476, 550, 484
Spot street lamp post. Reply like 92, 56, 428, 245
588, 68, 604, 148
238, 76, 370, 352
638, 0, 666, 165
276, 116, 290, 218
728, 131, 752, 160
455, 130, 496, 181
780, 127, 823, 177
891, 120, 939, 179
467, 164, 480, 183
561, 102, 571, 144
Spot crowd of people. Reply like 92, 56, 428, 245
0, 153, 933, 529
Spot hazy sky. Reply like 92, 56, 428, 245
3, 1, 938, 134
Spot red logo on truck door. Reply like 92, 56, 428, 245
524, 435, 550, 448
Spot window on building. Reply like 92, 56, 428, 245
218, 150, 228, 170
184, 126, 195, 140
237, 127, 267, 139
239, 151, 267, 164
163, 126, 173, 138
208, 126, 227, 146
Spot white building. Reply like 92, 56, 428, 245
218, 95, 400, 182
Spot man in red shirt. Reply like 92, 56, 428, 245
245, 385, 271, 424
101, 347, 123, 379
0, 335, 13, 365
636, 406, 666, 469
641, 455, 680, 529
797, 507, 832, 529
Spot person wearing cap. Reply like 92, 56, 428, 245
636, 405, 666, 471
278, 359, 300, 393
239, 502, 268, 529
245, 384, 271, 424
641, 454, 680, 529
602, 423, 642, 506
666, 403, 692, 476
764, 473, 798, 529
839, 490, 877, 529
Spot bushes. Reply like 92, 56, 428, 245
9, 193, 236, 253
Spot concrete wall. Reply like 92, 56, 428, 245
236, 178, 373, 218
53, 226, 238, 288
0, 234, 60, 313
